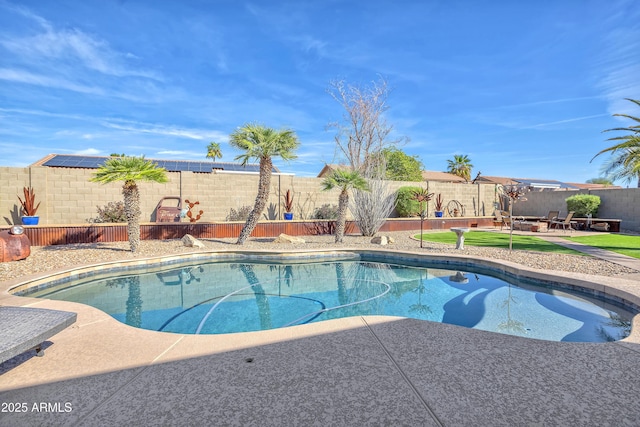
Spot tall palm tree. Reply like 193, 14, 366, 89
230, 123, 300, 245
206, 142, 223, 162
321, 169, 369, 243
90, 156, 168, 252
447, 154, 473, 182
592, 98, 640, 187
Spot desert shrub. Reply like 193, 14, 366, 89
395, 186, 422, 217
351, 179, 397, 236
313, 204, 339, 219
565, 194, 601, 217
226, 205, 252, 221
88, 201, 127, 223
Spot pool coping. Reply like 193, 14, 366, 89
3, 247, 640, 343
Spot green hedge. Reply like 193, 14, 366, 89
565, 194, 600, 217
395, 186, 423, 217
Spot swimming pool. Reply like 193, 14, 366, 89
18, 254, 634, 342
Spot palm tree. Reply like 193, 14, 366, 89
321, 169, 369, 243
90, 156, 168, 252
592, 98, 640, 187
447, 154, 473, 182
230, 123, 300, 245
206, 142, 223, 162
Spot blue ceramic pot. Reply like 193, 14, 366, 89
284, 212, 294, 220
21, 216, 39, 225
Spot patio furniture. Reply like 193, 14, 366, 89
590, 222, 610, 232
494, 210, 512, 230
541, 210, 559, 224
516, 221, 548, 232
0, 306, 77, 364
550, 211, 576, 232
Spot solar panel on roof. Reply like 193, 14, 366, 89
41, 154, 274, 173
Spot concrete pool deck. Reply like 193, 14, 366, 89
1, 244, 640, 426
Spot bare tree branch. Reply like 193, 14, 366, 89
327, 77, 405, 177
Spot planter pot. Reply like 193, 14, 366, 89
21, 216, 39, 225
434, 211, 443, 218
284, 212, 294, 220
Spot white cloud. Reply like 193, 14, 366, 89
73, 148, 101, 155
0, 68, 106, 95
102, 119, 228, 142
594, 5, 640, 115
0, 7, 161, 81
527, 114, 610, 129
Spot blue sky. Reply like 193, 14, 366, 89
1, 0, 639, 183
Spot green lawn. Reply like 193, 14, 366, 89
415, 231, 585, 255
565, 234, 640, 259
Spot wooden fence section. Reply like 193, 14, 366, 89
2, 217, 494, 247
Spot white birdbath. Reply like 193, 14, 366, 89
450, 227, 470, 249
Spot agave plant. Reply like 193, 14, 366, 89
18, 186, 40, 217
283, 189, 294, 213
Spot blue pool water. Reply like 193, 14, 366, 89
21, 259, 634, 342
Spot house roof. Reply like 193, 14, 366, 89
476, 175, 581, 190
318, 165, 469, 183
32, 154, 280, 174
317, 164, 352, 178
512, 178, 579, 190
421, 170, 467, 183
566, 182, 621, 190
475, 176, 520, 186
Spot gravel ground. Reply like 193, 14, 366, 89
1, 230, 637, 284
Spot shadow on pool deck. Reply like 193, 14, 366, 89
3, 240, 640, 426
1, 308, 640, 426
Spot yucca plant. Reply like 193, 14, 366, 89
18, 186, 40, 216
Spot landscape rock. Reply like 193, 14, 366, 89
371, 236, 388, 245
181, 234, 205, 248
273, 233, 305, 244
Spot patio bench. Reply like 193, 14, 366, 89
0, 306, 77, 364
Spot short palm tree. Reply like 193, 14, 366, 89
321, 169, 369, 243
447, 154, 473, 182
230, 123, 300, 245
592, 98, 640, 187
90, 156, 168, 252
206, 142, 223, 162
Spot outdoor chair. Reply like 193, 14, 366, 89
494, 210, 522, 230
542, 210, 559, 223
494, 210, 512, 230
550, 211, 576, 232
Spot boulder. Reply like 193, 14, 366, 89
0, 230, 30, 262
273, 233, 305, 244
370, 236, 388, 245
181, 234, 205, 248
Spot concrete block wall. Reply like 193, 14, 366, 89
513, 188, 640, 231
1, 165, 500, 225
